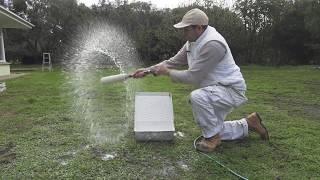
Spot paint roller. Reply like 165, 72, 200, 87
100, 70, 154, 84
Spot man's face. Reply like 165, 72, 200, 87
183, 25, 202, 42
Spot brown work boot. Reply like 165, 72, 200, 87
246, 112, 269, 140
196, 135, 221, 152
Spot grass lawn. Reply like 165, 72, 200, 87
0, 66, 319, 179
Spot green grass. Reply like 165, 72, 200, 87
0, 66, 320, 179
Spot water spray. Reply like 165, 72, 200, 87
62, 21, 142, 144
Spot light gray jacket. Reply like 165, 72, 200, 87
160, 26, 246, 91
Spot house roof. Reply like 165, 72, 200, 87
0, 5, 34, 29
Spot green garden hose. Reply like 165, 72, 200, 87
193, 136, 249, 180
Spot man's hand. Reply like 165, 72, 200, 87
132, 68, 149, 78
132, 64, 170, 78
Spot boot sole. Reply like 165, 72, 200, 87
255, 112, 269, 141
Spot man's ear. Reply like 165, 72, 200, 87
197, 25, 204, 33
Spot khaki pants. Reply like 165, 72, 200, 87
190, 85, 248, 140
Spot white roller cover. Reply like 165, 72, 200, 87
100, 73, 130, 84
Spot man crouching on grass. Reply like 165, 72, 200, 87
132, 8, 269, 152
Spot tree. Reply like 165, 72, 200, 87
272, 9, 308, 65
4, 0, 320, 65
299, 0, 320, 64
5, 0, 94, 64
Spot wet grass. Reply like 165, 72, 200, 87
0, 66, 320, 179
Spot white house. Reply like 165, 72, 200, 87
0, 5, 34, 77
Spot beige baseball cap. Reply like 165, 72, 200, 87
173, 8, 209, 28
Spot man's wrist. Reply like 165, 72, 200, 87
167, 69, 172, 76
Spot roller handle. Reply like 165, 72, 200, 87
128, 69, 156, 77
145, 69, 157, 76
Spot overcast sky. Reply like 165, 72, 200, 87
77, 0, 234, 9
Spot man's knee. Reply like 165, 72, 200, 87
189, 89, 206, 105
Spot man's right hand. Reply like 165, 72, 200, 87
131, 68, 149, 78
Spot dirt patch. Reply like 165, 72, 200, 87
273, 96, 320, 120
56, 145, 91, 165
57, 153, 75, 166
0, 111, 18, 118
90, 146, 117, 161
0, 142, 16, 164
302, 105, 320, 119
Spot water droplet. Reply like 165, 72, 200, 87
174, 131, 185, 137
101, 153, 116, 161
